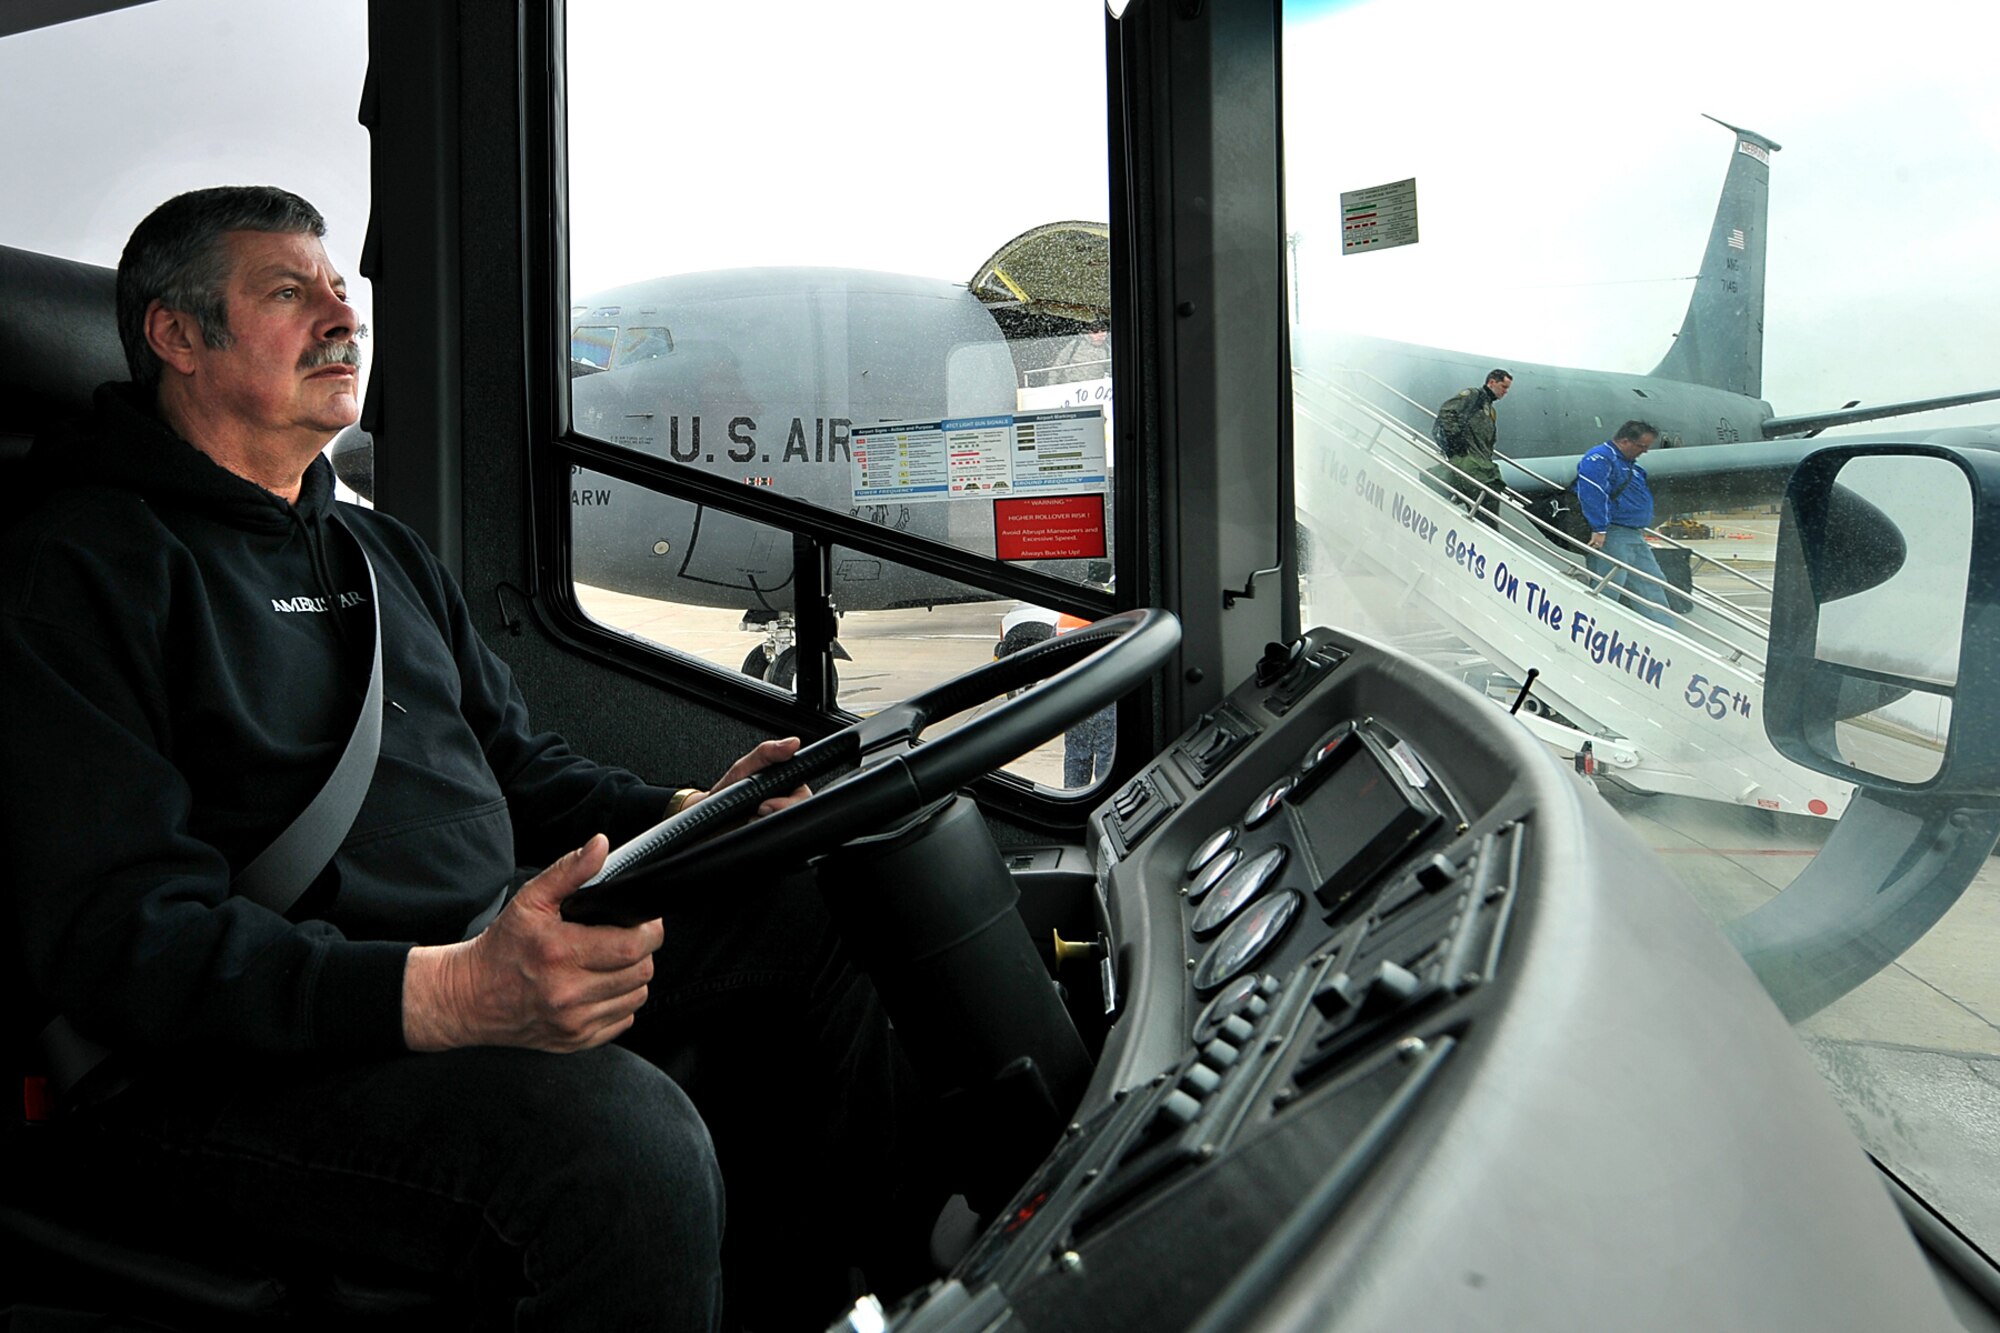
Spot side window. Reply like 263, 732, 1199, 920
563, 3, 1117, 790
1280, 0, 2000, 1259
0, 1, 373, 466
570, 325, 616, 371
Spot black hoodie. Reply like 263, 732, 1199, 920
1, 385, 674, 1059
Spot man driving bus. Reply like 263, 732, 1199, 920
0, 186, 936, 1331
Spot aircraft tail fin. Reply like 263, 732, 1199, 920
1650, 116, 1781, 399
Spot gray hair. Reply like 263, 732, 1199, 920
116, 186, 327, 389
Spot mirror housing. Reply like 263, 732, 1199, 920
1766, 442, 2000, 798
329, 425, 374, 503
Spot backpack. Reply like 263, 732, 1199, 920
1431, 407, 1466, 458
1543, 489, 1593, 544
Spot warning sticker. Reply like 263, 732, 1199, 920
852, 407, 1106, 506
1339, 177, 1419, 256
994, 494, 1108, 562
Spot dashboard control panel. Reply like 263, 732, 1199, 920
860, 624, 1943, 1333
870, 625, 1519, 1329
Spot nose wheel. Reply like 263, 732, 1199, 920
739, 614, 842, 692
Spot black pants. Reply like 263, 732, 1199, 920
1429, 461, 1502, 528
71, 873, 941, 1332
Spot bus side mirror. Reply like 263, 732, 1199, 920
1765, 443, 2000, 796
329, 425, 374, 503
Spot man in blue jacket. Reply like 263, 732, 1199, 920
1576, 420, 1675, 627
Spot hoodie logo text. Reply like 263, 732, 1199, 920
271, 591, 369, 613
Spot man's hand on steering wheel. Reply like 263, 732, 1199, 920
683, 737, 814, 819
564, 608, 1181, 927
404, 836, 663, 1053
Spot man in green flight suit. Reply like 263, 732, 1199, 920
1431, 368, 1513, 525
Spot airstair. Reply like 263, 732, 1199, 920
1293, 367, 1852, 819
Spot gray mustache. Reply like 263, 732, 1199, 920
298, 333, 367, 372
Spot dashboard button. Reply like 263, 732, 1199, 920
1415, 854, 1457, 893
1243, 778, 1292, 829
1311, 971, 1360, 1018
1187, 847, 1243, 903
1194, 890, 1304, 995
1192, 845, 1289, 935
1185, 827, 1238, 879
1201, 1038, 1240, 1068
1220, 1014, 1256, 1044
1361, 960, 1422, 1017
1152, 1089, 1203, 1132
1181, 1063, 1223, 1097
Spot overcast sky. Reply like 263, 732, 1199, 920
563, 0, 1110, 295
1283, 0, 2000, 430
0, 0, 375, 337
2, 0, 1995, 433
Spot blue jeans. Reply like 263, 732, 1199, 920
1064, 706, 1115, 787
69, 872, 940, 1331
1590, 526, 1675, 627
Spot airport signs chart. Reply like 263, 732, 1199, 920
1339, 177, 1419, 255
851, 407, 1107, 505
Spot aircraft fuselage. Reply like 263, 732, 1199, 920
1301, 329, 1773, 470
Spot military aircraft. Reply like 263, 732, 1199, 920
334, 224, 1116, 685
1292, 117, 2000, 525
336, 117, 1998, 679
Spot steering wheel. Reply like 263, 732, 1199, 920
562, 607, 1181, 926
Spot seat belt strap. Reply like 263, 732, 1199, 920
232, 519, 383, 913
38, 515, 384, 1101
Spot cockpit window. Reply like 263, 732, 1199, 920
614, 325, 673, 365
570, 325, 616, 370
1282, 0, 2000, 1257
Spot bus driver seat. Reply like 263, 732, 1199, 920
0, 243, 476, 1328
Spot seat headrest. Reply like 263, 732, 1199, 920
0, 245, 123, 449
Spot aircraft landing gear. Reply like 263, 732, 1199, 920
766, 646, 841, 693
738, 612, 843, 693
739, 611, 796, 681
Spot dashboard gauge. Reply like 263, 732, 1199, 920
1185, 826, 1238, 879
1192, 845, 1289, 935
1192, 973, 1262, 1042
1195, 889, 1302, 994
1243, 777, 1292, 828
1300, 722, 1357, 775
1188, 847, 1243, 902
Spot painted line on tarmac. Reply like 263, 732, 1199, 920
1651, 847, 1817, 856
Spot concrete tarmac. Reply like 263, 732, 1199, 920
1598, 781, 2000, 1258
574, 585, 1078, 789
